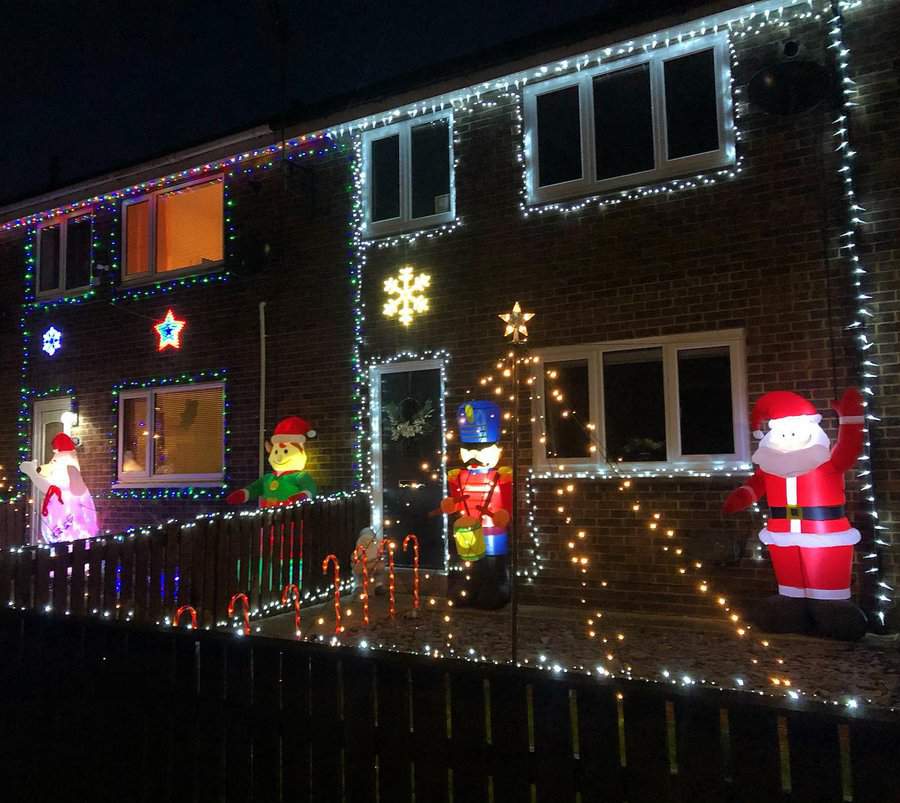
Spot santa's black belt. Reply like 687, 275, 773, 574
769, 505, 846, 521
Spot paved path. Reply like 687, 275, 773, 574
257, 592, 900, 712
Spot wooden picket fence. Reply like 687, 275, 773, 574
0, 491, 369, 627
0, 501, 26, 550
0, 606, 897, 803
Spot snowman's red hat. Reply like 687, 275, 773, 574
750, 391, 820, 439
270, 416, 316, 444
51, 432, 77, 453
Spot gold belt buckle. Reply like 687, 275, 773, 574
786, 504, 802, 521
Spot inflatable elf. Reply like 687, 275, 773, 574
226, 416, 317, 507
440, 401, 512, 609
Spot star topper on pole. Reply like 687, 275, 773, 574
499, 301, 534, 343
154, 309, 186, 351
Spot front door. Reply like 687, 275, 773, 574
30, 396, 74, 544
370, 360, 447, 570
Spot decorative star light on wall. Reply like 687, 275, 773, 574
383, 266, 430, 327
154, 309, 186, 351
499, 301, 534, 343
41, 326, 62, 356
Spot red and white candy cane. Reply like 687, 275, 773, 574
377, 539, 397, 617
322, 554, 342, 633
174, 604, 197, 630
352, 545, 371, 626
281, 583, 302, 636
402, 534, 420, 611
228, 592, 251, 636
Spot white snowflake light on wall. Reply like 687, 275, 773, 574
42, 326, 62, 356
383, 265, 430, 327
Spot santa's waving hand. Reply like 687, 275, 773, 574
723, 388, 867, 640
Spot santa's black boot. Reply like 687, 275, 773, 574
750, 594, 813, 634
807, 599, 868, 641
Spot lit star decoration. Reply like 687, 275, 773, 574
154, 309, 186, 351
383, 266, 430, 327
41, 326, 62, 356
499, 301, 534, 343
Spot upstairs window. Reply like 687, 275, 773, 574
123, 177, 224, 280
524, 34, 733, 205
118, 382, 225, 485
533, 331, 747, 470
36, 213, 93, 297
361, 112, 454, 237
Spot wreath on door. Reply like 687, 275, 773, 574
384, 397, 434, 441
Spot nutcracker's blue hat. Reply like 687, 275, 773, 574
458, 401, 501, 444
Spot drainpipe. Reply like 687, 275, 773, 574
259, 301, 267, 477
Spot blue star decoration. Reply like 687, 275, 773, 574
154, 309, 186, 351
42, 326, 62, 356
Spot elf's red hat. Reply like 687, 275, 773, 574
750, 391, 819, 439
270, 416, 316, 444
51, 432, 77, 453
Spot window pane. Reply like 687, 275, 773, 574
603, 348, 666, 462
411, 119, 451, 219
157, 179, 224, 272
121, 396, 149, 474
536, 85, 582, 186
664, 48, 720, 159
153, 387, 223, 476
593, 64, 654, 180
65, 215, 92, 289
678, 347, 734, 454
38, 224, 61, 292
543, 360, 592, 459
371, 135, 400, 221
125, 200, 151, 276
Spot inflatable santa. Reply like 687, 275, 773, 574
226, 416, 317, 507
723, 388, 866, 640
20, 432, 98, 544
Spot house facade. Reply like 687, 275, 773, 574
1, 0, 898, 625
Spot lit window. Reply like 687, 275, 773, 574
524, 34, 734, 205
534, 331, 746, 468
122, 178, 224, 279
36, 213, 93, 296
117, 383, 224, 485
361, 112, 454, 237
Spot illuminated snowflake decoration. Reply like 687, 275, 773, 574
383, 265, 430, 327
42, 326, 62, 356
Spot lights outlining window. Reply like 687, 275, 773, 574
361, 112, 454, 237
36, 213, 93, 297
523, 33, 734, 205
117, 382, 225, 486
122, 177, 224, 280
532, 330, 748, 469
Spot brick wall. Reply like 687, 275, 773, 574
2, 2, 899, 623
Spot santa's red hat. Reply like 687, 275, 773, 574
270, 416, 316, 444
51, 432, 77, 453
750, 391, 819, 439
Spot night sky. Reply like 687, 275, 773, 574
1, 0, 700, 207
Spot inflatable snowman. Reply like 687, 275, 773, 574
20, 432, 98, 544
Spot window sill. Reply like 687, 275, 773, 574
114, 479, 225, 489
532, 459, 752, 477
119, 260, 225, 289
362, 213, 457, 241
34, 284, 97, 303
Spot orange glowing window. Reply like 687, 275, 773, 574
123, 178, 224, 278
156, 180, 224, 272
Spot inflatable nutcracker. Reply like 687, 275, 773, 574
723, 389, 866, 640
440, 401, 512, 609
20, 432, 98, 544
226, 416, 317, 507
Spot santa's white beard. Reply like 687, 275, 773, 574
753, 432, 832, 477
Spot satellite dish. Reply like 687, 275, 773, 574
748, 60, 831, 115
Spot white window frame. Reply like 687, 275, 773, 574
116, 381, 225, 487
531, 329, 749, 472
35, 211, 93, 298
121, 175, 225, 283
360, 111, 456, 238
523, 32, 735, 206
